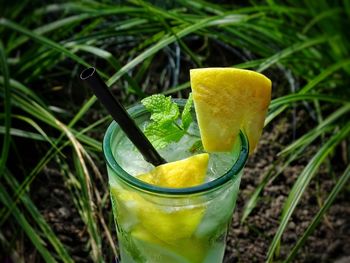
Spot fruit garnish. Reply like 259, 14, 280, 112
111, 154, 208, 244
111, 189, 204, 244
190, 67, 271, 153
137, 153, 209, 188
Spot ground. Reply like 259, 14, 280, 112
224, 111, 350, 263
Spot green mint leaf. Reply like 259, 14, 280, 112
141, 94, 196, 149
181, 93, 193, 130
141, 94, 179, 124
144, 122, 185, 149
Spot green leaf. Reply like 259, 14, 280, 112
0, 18, 91, 69
105, 13, 250, 87
144, 122, 184, 149
141, 94, 197, 149
0, 41, 11, 177
299, 59, 350, 94
181, 93, 193, 130
141, 94, 179, 124
257, 36, 329, 72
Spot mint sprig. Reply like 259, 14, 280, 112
141, 94, 194, 149
141, 94, 179, 124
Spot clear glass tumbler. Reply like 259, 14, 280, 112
103, 100, 249, 263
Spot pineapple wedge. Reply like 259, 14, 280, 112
190, 68, 271, 153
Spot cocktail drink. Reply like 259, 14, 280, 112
103, 100, 248, 263
102, 68, 271, 263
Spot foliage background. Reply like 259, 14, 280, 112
0, 0, 349, 262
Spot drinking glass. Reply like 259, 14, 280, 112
103, 100, 248, 263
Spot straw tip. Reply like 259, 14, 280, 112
80, 67, 96, 80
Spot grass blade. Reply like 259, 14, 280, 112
257, 36, 329, 72
72, 152, 103, 262
302, 8, 341, 34
0, 126, 45, 141
106, 13, 250, 87
299, 59, 350, 94
70, 13, 252, 132
0, 184, 58, 263
0, 18, 91, 68
4, 170, 74, 263
279, 104, 350, 156
270, 94, 349, 108
241, 141, 312, 224
7, 14, 91, 52
0, 77, 46, 106
0, 41, 11, 177
265, 105, 287, 126
267, 122, 350, 262
285, 164, 350, 262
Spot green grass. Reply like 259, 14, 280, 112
1, 0, 349, 262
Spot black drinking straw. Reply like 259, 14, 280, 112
80, 67, 166, 166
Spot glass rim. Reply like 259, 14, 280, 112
103, 100, 249, 195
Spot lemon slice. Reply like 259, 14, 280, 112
136, 153, 208, 241
112, 188, 204, 243
190, 68, 271, 153
138, 153, 209, 188
112, 154, 209, 243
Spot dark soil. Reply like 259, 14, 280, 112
25, 108, 350, 263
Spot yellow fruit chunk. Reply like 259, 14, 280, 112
190, 68, 271, 153
112, 188, 204, 243
111, 154, 209, 244
138, 153, 209, 188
